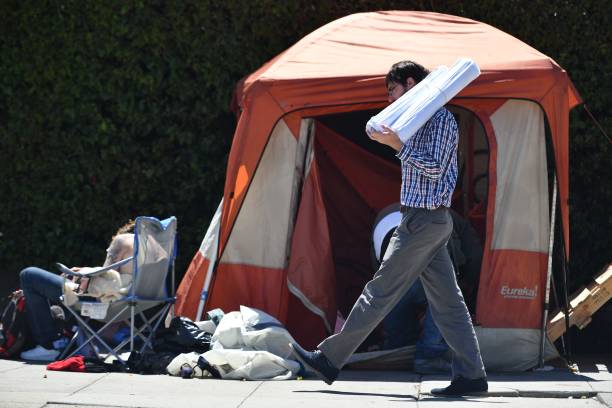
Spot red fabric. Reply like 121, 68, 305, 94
206, 263, 286, 321
316, 122, 400, 211
288, 121, 401, 332
16, 297, 25, 312
287, 156, 337, 328
314, 128, 397, 318
285, 289, 328, 349
47, 356, 86, 372
476, 249, 548, 328
175, 251, 209, 319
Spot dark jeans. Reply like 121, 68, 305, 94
383, 278, 448, 359
20, 267, 64, 347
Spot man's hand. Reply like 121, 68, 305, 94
368, 125, 403, 151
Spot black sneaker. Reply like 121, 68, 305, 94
430, 376, 488, 397
289, 343, 339, 385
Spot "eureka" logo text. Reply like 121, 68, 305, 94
500, 285, 538, 300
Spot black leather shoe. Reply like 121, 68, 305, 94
289, 343, 339, 385
431, 376, 488, 397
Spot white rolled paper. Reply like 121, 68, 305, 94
366, 58, 480, 143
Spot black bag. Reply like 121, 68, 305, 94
153, 316, 212, 354
0, 290, 33, 358
126, 350, 178, 374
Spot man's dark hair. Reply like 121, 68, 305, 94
385, 60, 430, 87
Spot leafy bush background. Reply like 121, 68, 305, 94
1, 1, 610, 349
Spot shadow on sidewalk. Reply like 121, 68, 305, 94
294, 389, 418, 400
297, 362, 609, 384
570, 354, 612, 373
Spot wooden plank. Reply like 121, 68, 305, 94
547, 264, 612, 341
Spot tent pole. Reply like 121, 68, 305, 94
196, 256, 218, 322
196, 241, 219, 321
195, 199, 223, 322
583, 104, 612, 146
560, 227, 573, 364
539, 174, 558, 368
549, 269, 567, 356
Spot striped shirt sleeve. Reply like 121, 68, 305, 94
396, 110, 457, 180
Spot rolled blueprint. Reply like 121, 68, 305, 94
366, 58, 480, 143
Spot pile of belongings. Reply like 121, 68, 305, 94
46, 306, 301, 380
122, 308, 225, 374
46, 311, 221, 375
166, 306, 300, 380
366, 58, 480, 142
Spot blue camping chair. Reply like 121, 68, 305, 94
59, 216, 177, 364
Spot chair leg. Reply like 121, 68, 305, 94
113, 319, 151, 352
137, 304, 170, 353
111, 304, 171, 354
130, 303, 135, 353
62, 304, 130, 364
70, 313, 126, 364
57, 330, 79, 360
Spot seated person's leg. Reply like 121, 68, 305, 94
382, 279, 425, 350
19, 267, 64, 361
416, 305, 449, 359
410, 278, 451, 374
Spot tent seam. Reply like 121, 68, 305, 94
287, 279, 332, 333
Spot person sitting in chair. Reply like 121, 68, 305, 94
372, 204, 482, 374
18, 221, 135, 362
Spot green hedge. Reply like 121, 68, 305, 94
1, 0, 610, 301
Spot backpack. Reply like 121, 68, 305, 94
0, 290, 33, 358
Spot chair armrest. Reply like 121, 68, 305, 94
56, 256, 134, 277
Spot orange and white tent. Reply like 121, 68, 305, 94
176, 11, 581, 370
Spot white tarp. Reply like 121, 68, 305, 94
211, 305, 295, 359
345, 328, 558, 372
167, 306, 301, 380
366, 58, 480, 142
166, 349, 300, 380
476, 327, 559, 371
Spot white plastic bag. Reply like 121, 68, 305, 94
211, 305, 295, 360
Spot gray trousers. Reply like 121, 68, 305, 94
318, 207, 486, 380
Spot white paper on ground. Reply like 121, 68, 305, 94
366, 58, 480, 143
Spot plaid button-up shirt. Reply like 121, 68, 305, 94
395, 108, 458, 209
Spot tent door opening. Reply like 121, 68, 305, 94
312, 107, 489, 346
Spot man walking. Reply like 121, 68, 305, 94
290, 60, 487, 397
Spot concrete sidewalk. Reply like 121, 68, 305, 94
1, 358, 611, 408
